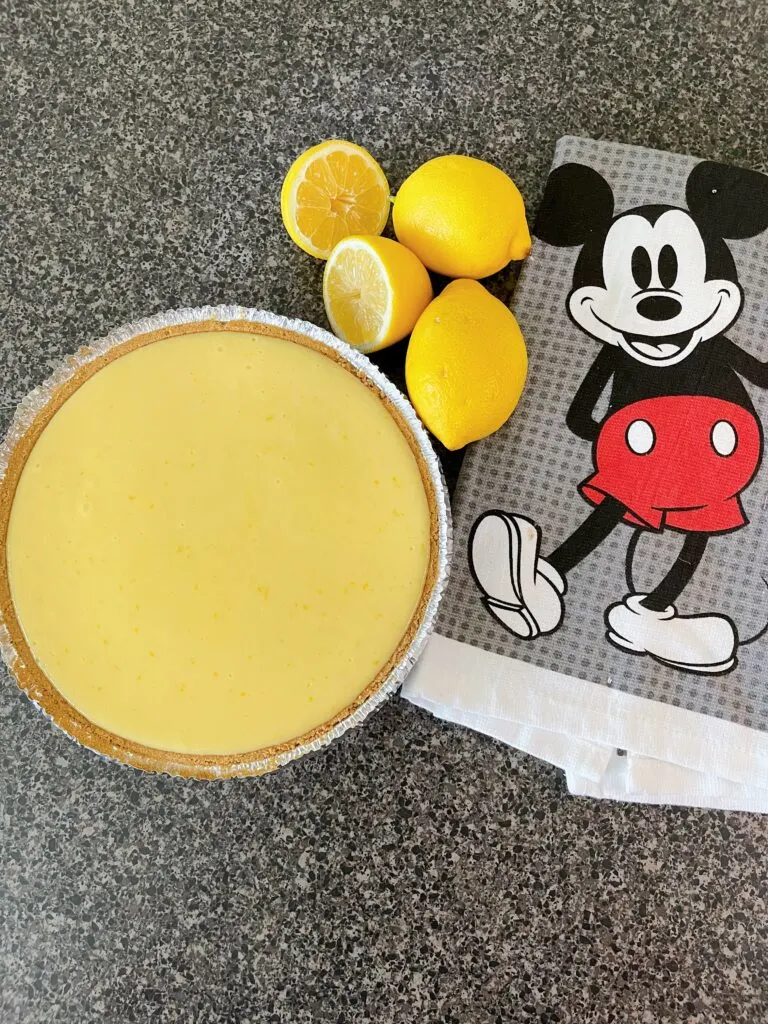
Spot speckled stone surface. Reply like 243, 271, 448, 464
2, 1, 768, 1021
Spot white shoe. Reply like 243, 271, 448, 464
606, 594, 737, 674
469, 511, 566, 639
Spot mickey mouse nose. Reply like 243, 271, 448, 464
636, 295, 682, 321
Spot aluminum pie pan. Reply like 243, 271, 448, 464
0, 305, 452, 779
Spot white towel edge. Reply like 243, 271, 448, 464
567, 758, 768, 813
402, 634, 768, 793
407, 695, 615, 782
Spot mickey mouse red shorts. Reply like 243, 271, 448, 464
580, 396, 762, 533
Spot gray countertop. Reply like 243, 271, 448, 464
2, 1, 768, 1021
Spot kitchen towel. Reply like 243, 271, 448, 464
403, 135, 768, 811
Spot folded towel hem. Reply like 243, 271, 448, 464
402, 633, 768, 794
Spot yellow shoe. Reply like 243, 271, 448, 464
406, 279, 527, 449
281, 140, 391, 259
393, 154, 531, 279
323, 235, 433, 353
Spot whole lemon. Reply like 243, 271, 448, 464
393, 155, 531, 279
405, 279, 527, 450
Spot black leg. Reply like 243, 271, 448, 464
548, 496, 628, 576
641, 533, 709, 611
624, 529, 642, 592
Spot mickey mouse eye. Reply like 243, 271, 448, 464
631, 246, 652, 290
658, 244, 678, 289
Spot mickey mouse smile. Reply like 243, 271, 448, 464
621, 328, 694, 360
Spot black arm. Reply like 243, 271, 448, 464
565, 347, 617, 441
721, 337, 768, 389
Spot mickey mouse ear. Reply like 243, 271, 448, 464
534, 163, 614, 247
686, 161, 768, 240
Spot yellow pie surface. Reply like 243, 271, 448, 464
6, 329, 431, 756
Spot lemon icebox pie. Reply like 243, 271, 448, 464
0, 308, 449, 777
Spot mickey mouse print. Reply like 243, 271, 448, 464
470, 157, 768, 675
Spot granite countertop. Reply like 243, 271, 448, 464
3, 1, 768, 1021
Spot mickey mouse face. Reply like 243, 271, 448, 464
535, 159, 768, 369
568, 209, 742, 366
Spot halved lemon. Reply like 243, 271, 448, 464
281, 140, 391, 259
323, 235, 433, 353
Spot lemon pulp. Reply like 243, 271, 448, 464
281, 140, 390, 259
7, 331, 431, 755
